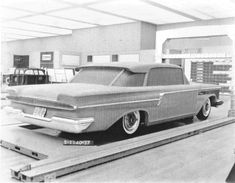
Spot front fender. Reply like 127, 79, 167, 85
195, 94, 216, 114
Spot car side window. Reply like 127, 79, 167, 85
24, 70, 34, 75
19, 69, 24, 74
147, 68, 184, 86
38, 70, 44, 75
113, 70, 145, 87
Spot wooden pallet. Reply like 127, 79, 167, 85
8, 117, 235, 182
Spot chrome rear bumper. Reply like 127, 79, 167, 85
3, 106, 94, 133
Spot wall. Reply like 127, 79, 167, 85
163, 36, 233, 54
140, 22, 156, 50
140, 49, 156, 63
2, 22, 151, 73
155, 18, 235, 62
72, 22, 141, 53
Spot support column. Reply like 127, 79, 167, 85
155, 37, 166, 63
228, 36, 235, 117
184, 59, 192, 81
165, 49, 170, 64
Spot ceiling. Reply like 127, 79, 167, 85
1, 0, 235, 42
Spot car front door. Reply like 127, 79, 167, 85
147, 67, 197, 123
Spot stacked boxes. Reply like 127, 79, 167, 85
191, 59, 232, 93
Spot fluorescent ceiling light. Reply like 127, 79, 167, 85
149, 0, 235, 19
48, 7, 134, 25
2, 27, 56, 37
147, 0, 213, 19
2, 37, 18, 42
0, 7, 32, 20
1, 0, 70, 13
1, 33, 35, 40
23, 15, 96, 29
62, 0, 98, 5
2, 21, 72, 35
90, 0, 193, 24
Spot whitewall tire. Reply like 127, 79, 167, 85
197, 98, 211, 120
122, 111, 141, 135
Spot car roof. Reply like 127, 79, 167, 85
15, 68, 45, 71
76, 62, 181, 73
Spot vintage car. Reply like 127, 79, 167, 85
5, 68, 49, 86
5, 63, 223, 136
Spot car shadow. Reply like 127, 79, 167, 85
58, 117, 195, 146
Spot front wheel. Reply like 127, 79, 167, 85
122, 111, 141, 135
197, 98, 211, 120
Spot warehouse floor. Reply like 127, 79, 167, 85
0, 95, 234, 182
59, 123, 235, 182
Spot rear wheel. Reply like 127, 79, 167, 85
122, 111, 141, 135
197, 98, 211, 120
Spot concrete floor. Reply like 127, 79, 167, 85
59, 123, 235, 182
0, 95, 234, 182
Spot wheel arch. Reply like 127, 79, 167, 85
209, 94, 217, 107
139, 110, 149, 126
108, 108, 150, 130
196, 94, 216, 115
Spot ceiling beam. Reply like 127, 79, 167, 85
2, 26, 60, 36
1, 0, 135, 25
83, 6, 138, 22
157, 17, 235, 31
142, 0, 201, 21
59, 0, 139, 22
1, 5, 100, 26
17, 20, 74, 31
45, 14, 101, 26
2, 33, 36, 38
58, 0, 114, 7
194, 9, 216, 19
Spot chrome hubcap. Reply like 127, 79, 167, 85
202, 99, 211, 117
122, 111, 140, 134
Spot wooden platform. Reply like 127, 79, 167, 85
1, 117, 233, 182
1, 95, 233, 182
59, 122, 234, 183
0, 124, 97, 159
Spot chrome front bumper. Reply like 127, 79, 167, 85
3, 106, 94, 133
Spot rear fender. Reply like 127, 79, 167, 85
107, 108, 150, 130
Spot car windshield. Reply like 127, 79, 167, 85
70, 67, 145, 86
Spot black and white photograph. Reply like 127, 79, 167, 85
0, 0, 235, 182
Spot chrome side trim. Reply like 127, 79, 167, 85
11, 100, 77, 111
78, 98, 161, 109
78, 89, 201, 109
159, 89, 198, 94
199, 87, 221, 90
7, 96, 77, 111
156, 89, 200, 105
157, 93, 165, 106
